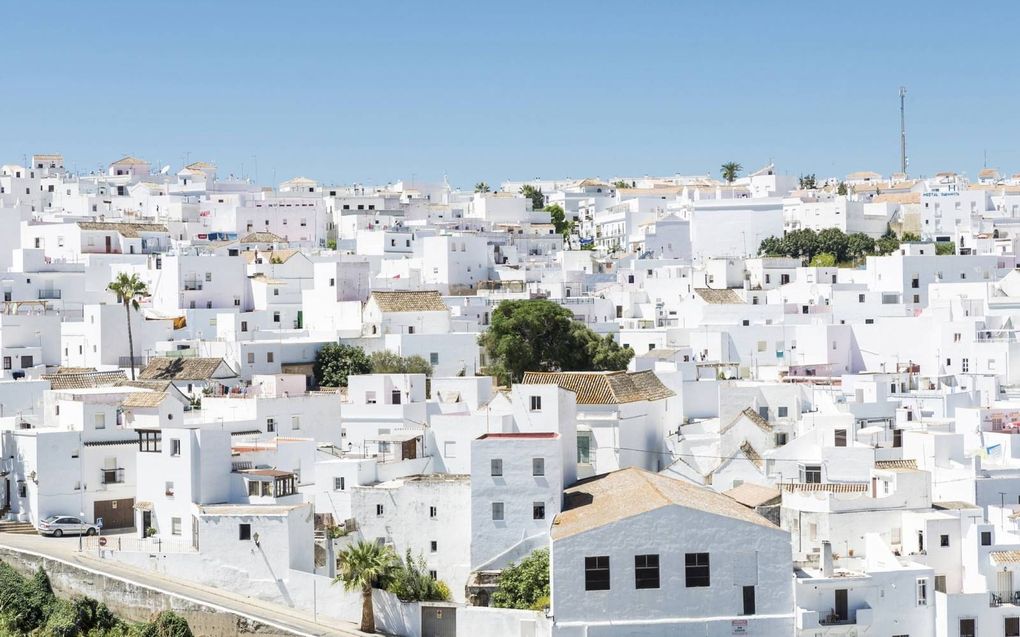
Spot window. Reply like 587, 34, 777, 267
533, 502, 545, 520
334, 477, 345, 491
532, 458, 545, 477
273, 312, 280, 323
376, 504, 384, 516
774, 432, 788, 447
2, 357, 9, 370
267, 352, 274, 363
247, 352, 255, 364
940, 534, 949, 547
430, 541, 437, 553
165, 481, 175, 497
584, 556, 610, 591
777, 406, 788, 418
429, 352, 439, 365
530, 395, 542, 411
1007, 617, 1019, 637
171, 517, 182, 536
962, 358, 970, 373
94, 413, 106, 429
834, 429, 847, 447
959, 618, 975, 637
205, 272, 212, 282
239, 523, 251, 541
429, 506, 437, 519
170, 439, 181, 457
916, 577, 928, 606
241, 320, 248, 332
935, 574, 946, 593
685, 553, 710, 587
17, 482, 26, 498
266, 418, 275, 433
982, 531, 992, 546
800, 464, 822, 484
248, 480, 259, 496
491, 502, 504, 521
491, 459, 503, 477
291, 416, 301, 430
577, 433, 591, 464
634, 554, 659, 589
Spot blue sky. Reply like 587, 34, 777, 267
1, 1, 1018, 187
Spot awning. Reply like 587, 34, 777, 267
374, 431, 423, 443
857, 425, 884, 436
134, 501, 153, 511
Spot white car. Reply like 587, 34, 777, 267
38, 515, 98, 537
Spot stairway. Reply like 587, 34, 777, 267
0, 521, 37, 535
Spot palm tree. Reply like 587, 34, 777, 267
334, 540, 399, 633
474, 181, 490, 193
107, 273, 149, 380
720, 162, 742, 184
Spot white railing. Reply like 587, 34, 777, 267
84, 535, 197, 553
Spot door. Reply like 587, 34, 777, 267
104, 236, 112, 253
93, 498, 134, 529
421, 606, 456, 637
834, 589, 848, 622
141, 511, 151, 538
999, 570, 1014, 599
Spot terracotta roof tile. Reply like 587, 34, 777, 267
694, 288, 744, 304
369, 290, 448, 313
139, 357, 236, 381
520, 370, 674, 405
77, 222, 169, 238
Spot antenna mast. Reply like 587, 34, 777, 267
899, 87, 908, 175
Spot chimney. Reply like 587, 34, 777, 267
821, 540, 834, 577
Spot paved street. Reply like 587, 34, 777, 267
0, 531, 371, 637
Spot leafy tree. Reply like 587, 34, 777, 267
479, 300, 633, 385
836, 181, 848, 196
492, 549, 550, 611
544, 203, 570, 236
846, 233, 876, 259
816, 227, 849, 263
936, 241, 956, 256
798, 174, 817, 189
387, 551, 451, 602
314, 343, 372, 387
783, 228, 820, 260
474, 182, 490, 193
334, 540, 400, 633
901, 232, 921, 242
136, 611, 194, 637
369, 350, 433, 376
44, 596, 121, 637
611, 180, 632, 189
107, 273, 149, 380
519, 185, 545, 210
720, 162, 742, 183
809, 252, 837, 267
758, 236, 785, 256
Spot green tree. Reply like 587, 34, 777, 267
387, 550, 451, 602
611, 180, 631, 189
846, 233, 876, 260
369, 350, 433, 376
936, 241, 956, 256
107, 273, 149, 380
478, 300, 633, 385
783, 228, 820, 260
901, 232, 921, 242
720, 162, 742, 183
809, 252, 837, 267
314, 343, 372, 387
544, 203, 570, 236
816, 228, 849, 263
519, 185, 544, 210
474, 182, 490, 193
334, 541, 400, 634
836, 181, 848, 196
757, 236, 785, 256
798, 174, 817, 190
492, 549, 550, 611
136, 611, 194, 637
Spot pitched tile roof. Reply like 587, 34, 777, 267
552, 467, 777, 540
694, 288, 744, 304
739, 441, 764, 469
369, 290, 448, 313
77, 222, 169, 238
242, 249, 301, 264
520, 370, 675, 405
991, 551, 1020, 564
239, 232, 284, 244
139, 357, 236, 381
875, 459, 918, 471
724, 482, 781, 508
724, 407, 773, 433
43, 369, 127, 390
121, 392, 167, 408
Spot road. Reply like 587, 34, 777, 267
0, 531, 371, 637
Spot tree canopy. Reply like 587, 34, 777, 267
720, 162, 742, 183
369, 350, 433, 376
491, 549, 550, 611
334, 540, 400, 633
798, 174, 817, 190
474, 182, 490, 193
519, 184, 545, 210
758, 227, 921, 264
314, 343, 372, 387
544, 203, 571, 236
479, 299, 633, 385
386, 550, 451, 603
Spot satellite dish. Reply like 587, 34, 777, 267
159, 165, 171, 175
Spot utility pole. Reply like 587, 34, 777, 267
899, 87, 908, 175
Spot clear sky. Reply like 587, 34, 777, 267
2, 1, 1018, 188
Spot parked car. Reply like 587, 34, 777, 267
38, 515, 98, 537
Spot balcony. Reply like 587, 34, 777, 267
183, 280, 203, 291
100, 468, 125, 485
990, 591, 1020, 607
37, 289, 61, 300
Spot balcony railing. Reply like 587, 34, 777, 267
183, 280, 203, 291
100, 468, 125, 485
990, 591, 1020, 607
37, 289, 61, 300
